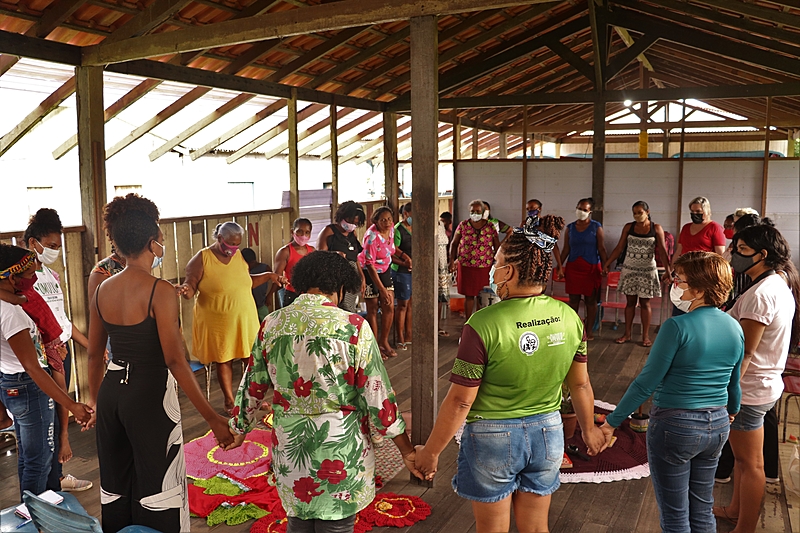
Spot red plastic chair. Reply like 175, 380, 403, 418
600, 271, 626, 332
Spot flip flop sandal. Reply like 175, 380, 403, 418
397, 343, 408, 350
615, 337, 630, 344
712, 506, 738, 524
642, 340, 653, 347
438, 330, 450, 337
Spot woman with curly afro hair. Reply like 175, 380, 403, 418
86, 194, 234, 533
228, 251, 422, 531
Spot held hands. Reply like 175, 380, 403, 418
222, 428, 247, 451
598, 421, 616, 450
582, 425, 610, 456
401, 449, 424, 481
414, 445, 439, 481
210, 415, 235, 449
70, 402, 94, 427
269, 273, 289, 287
176, 283, 195, 299
448, 261, 456, 274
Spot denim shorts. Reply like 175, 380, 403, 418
452, 412, 563, 503
392, 271, 412, 301
730, 401, 776, 432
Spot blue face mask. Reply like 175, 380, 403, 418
489, 264, 510, 296
406, 216, 412, 225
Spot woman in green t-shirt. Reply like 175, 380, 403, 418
415, 214, 608, 533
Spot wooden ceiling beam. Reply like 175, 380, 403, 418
606, 7, 800, 78
587, 0, 607, 90
266, 26, 368, 83
227, 102, 326, 163
82, 0, 549, 66
367, 2, 562, 98
542, 33, 595, 84
319, 117, 393, 159
191, 99, 285, 160
298, 110, 380, 157
506, 118, 798, 133
694, 0, 800, 31
263, 107, 356, 159
605, 33, 657, 82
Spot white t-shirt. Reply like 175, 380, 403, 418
33, 265, 72, 343
729, 273, 796, 405
0, 300, 47, 374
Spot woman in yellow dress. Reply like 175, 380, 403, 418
179, 222, 285, 412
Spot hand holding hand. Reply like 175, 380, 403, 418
270, 273, 289, 287
210, 415, 235, 448
70, 402, 94, 426
660, 270, 673, 285
583, 425, 609, 456
223, 429, 247, 451
176, 283, 195, 299
401, 449, 424, 480
599, 421, 616, 447
380, 289, 392, 307
556, 268, 565, 281
448, 261, 456, 273
414, 445, 439, 481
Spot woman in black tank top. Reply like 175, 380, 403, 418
316, 200, 367, 312
86, 195, 233, 533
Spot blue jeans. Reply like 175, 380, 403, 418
648, 408, 729, 533
0, 371, 55, 499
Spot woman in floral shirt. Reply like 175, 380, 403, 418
358, 206, 400, 358
228, 251, 420, 532
449, 199, 501, 320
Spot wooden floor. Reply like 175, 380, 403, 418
0, 314, 794, 533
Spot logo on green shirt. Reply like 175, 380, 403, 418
519, 331, 539, 355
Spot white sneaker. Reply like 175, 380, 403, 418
61, 474, 92, 492
766, 477, 780, 484
714, 476, 731, 484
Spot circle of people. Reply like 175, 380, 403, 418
0, 193, 797, 533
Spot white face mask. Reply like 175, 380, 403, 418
669, 283, 693, 313
35, 242, 60, 265
482, 210, 490, 220
470, 213, 483, 222
151, 241, 165, 270
575, 209, 590, 221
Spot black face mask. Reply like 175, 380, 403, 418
690, 213, 704, 224
730, 251, 761, 275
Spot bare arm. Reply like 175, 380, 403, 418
714, 245, 727, 255
70, 327, 89, 350
415, 383, 479, 478
178, 251, 204, 299
654, 224, 672, 277
8, 331, 92, 424
560, 229, 571, 265
739, 318, 767, 378
153, 280, 234, 447
565, 360, 608, 456
87, 271, 109, 305
604, 223, 631, 272
552, 243, 565, 278
492, 233, 501, 253
449, 232, 462, 266
596, 226, 609, 267
316, 226, 333, 251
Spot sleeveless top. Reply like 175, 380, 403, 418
325, 224, 362, 262
567, 219, 602, 265
393, 222, 412, 274
284, 244, 313, 293
96, 279, 165, 367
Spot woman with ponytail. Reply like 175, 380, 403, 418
415, 213, 607, 533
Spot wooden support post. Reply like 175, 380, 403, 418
330, 104, 339, 221
410, 15, 438, 473
676, 100, 686, 233
522, 106, 529, 217
788, 130, 796, 158
662, 101, 670, 158
499, 132, 507, 158
761, 96, 772, 216
75, 65, 106, 401
471, 127, 479, 159
638, 64, 648, 158
452, 111, 461, 162
591, 99, 606, 224
383, 111, 398, 215
288, 88, 300, 222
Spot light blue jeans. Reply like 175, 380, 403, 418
648, 407, 729, 533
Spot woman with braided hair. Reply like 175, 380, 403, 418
415, 214, 608, 533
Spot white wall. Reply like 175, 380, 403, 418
455, 159, 800, 267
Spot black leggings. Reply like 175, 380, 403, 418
287, 515, 356, 533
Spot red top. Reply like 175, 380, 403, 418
678, 221, 726, 254
285, 243, 313, 293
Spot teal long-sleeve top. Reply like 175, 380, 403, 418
606, 306, 744, 428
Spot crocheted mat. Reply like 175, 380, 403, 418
560, 400, 650, 484
373, 438, 405, 483
185, 428, 273, 480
